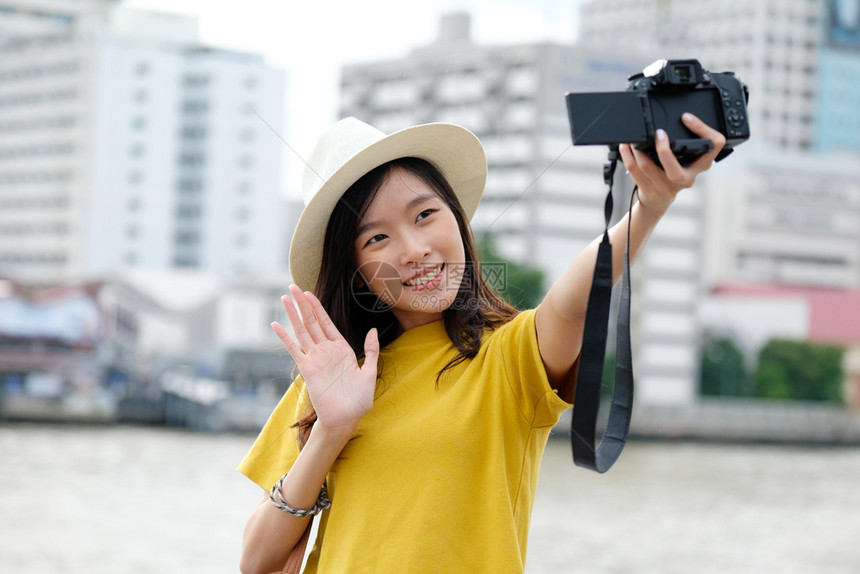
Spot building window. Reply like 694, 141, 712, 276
129, 143, 145, 158
182, 100, 209, 114
175, 231, 199, 245
174, 255, 199, 267
179, 153, 206, 167
179, 179, 202, 193
181, 125, 207, 140
176, 204, 201, 218
183, 74, 210, 88
131, 116, 147, 131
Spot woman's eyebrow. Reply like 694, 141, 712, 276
356, 193, 438, 237
356, 219, 379, 238
403, 192, 437, 211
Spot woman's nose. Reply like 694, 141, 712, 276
400, 233, 431, 266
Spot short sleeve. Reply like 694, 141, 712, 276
236, 376, 309, 490
486, 309, 573, 428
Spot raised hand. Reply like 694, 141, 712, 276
271, 284, 379, 437
619, 112, 726, 214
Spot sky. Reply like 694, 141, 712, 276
125, 0, 583, 194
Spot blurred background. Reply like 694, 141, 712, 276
1, 0, 859, 572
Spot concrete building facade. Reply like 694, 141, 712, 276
579, 0, 831, 153
0, 2, 286, 283
580, 1, 860, 406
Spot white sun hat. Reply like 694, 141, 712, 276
289, 117, 487, 292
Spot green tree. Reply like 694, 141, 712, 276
700, 337, 749, 397
753, 339, 844, 403
476, 234, 545, 310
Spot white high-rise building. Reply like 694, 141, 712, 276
580, 0, 860, 407
0, 2, 286, 283
0, 0, 111, 40
703, 150, 860, 290
579, 0, 860, 289
340, 13, 707, 405
579, 0, 828, 153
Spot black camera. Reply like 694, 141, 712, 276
565, 59, 750, 167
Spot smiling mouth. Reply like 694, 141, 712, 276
403, 264, 444, 287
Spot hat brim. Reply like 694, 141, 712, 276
289, 123, 487, 292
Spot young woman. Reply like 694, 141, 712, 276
238, 115, 725, 573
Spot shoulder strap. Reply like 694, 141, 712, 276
571, 150, 636, 473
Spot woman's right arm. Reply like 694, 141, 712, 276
239, 286, 379, 574
239, 425, 353, 574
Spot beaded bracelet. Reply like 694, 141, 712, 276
269, 473, 332, 517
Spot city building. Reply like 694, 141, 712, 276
816, 0, 860, 152
579, 0, 860, 154
698, 149, 860, 383
702, 151, 860, 290
580, 0, 860, 405
0, 1, 287, 283
339, 13, 707, 405
579, 0, 860, 289
0, 0, 108, 41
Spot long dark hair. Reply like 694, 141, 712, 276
293, 157, 518, 445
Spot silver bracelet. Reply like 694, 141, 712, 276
269, 473, 332, 517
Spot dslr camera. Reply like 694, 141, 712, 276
565, 59, 750, 167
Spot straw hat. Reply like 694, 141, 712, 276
289, 117, 487, 292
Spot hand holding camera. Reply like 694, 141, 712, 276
565, 58, 749, 211
619, 111, 726, 215
566, 58, 750, 168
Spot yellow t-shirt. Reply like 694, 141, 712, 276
237, 308, 571, 573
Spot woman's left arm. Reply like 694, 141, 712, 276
535, 113, 727, 401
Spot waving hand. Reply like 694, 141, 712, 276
271, 285, 379, 436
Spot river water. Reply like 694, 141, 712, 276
1, 424, 858, 573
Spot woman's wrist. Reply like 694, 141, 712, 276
270, 423, 350, 514
308, 421, 356, 451
634, 194, 671, 223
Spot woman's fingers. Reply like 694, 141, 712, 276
650, 129, 689, 186
682, 112, 726, 152
619, 143, 658, 189
362, 328, 380, 374
270, 320, 303, 361
304, 291, 343, 342
681, 113, 726, 172
287, 284, 326, 345
280, 291, 318, 352
622, 113, 726, 192
275, 287, 345, 358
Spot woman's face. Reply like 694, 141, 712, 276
353, 167, 466, 330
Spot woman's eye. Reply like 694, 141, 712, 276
365, 234, 387, 246
417, 209, 436, 221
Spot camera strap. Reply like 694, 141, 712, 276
571, 149, 635, 473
